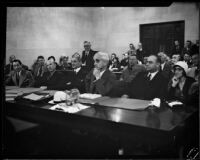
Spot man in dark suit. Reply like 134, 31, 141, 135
5, 59, 34, 87
158, 52, 173, 82
136, 42, 145, 63
34, 60, 72, 90
85, 52, 117, 96
125, 55, 168, 100
31, 56, 47, 79
81, 41, 97, 72
71, 54, 88, 93
172, 40, 182, 56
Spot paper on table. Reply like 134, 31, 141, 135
50, 103, 90, 113
6, 88, 43, 94
79, 93, 102, 99
6, 97, 15, 101
23, 93, 44, 101
168, 101, 183, 107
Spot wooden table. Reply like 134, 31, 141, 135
4, 95, 198, 157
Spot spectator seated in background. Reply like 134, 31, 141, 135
31, 56, 47, 79
120, 54, 146, 83
47, 56, 60, 70
183, 53, 193, 68
182, 40, 192, 58
58, 56, 72, 71
157, 52, 173, 82
191, 40, 199, 54
34, 60, 72, 90
5, 55, 16, 77
71, 54, 88, 93
143, 56, 148, 65
120, 53, 129, 70
5, 59, 34, 87
171, 53, 181, 67
85, 52, 117, 96
172, 40, 182, 56
124, 55, 168, 100
81, 41, 97, 72
167, 61, 195, 104
136, 42, 145, 63
187, 53, 199, 81
109, 57, 121, 72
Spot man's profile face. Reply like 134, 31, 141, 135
172, 54, 180, 64
94, 56, 106, 70
47, 61, 56, 72
192, 54, 199, 66
71, 57, 81, 69
146, 56, 159, 72
13, 61, 22, 72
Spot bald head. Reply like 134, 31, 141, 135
94, 52, 110, 71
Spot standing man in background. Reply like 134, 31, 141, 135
136, 42, 145, 63
81, 41, 97, 72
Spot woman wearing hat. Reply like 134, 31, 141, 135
167, 61, 195, 104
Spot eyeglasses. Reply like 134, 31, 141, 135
94, 59, 100, 63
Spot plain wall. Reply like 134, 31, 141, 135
6, 3, 199, 67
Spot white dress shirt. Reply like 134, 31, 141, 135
147, 71, 159, 80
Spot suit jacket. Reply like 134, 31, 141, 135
160, 62, 173, 82
85, 69, 117, 96
5, 69, 34, 87
136, 49, 145, 63
127, 71, 168, 100
82, 49, 97, 72
71, 67, 89, 93
32, 63, 47, 78
121, 64, 146, 83
34, 70, 71, 90
167, 76, 195, 104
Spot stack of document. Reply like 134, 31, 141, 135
50, 103, 90, 113
23, 93, 45, 101
79, 93, 102, 99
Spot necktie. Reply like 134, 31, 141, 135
37, 66, 43, 77
16, 72, 20, 85
147, 73, 151, 81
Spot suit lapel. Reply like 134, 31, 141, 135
19, 70, 26, 87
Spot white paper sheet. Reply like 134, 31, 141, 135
50, 103, 90, 113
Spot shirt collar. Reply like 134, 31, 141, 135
148, 70, 159, 80
99, 69, 106, 78
74, 67, 81, 73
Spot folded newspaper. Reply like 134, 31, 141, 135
79, 93, 102, 99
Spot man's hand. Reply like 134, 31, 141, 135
93, 68, 101, 80
121, 94, 129, 98
171, 76, 179, 87
40, 86, 47, 90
